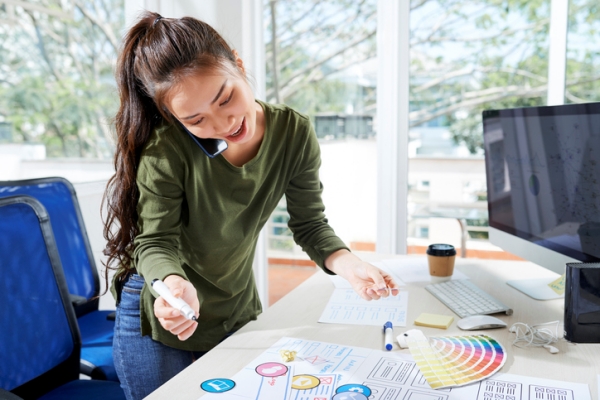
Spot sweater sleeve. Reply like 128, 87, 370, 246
133, 127, 192, 294
284, 118, 349, 273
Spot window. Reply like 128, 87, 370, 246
417, 225, 429, 239
565, 0, 600, 104
0, 0, 122, 181
407, 1, 555, 257
264, 0, 378, 258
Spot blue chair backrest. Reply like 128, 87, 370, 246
0, 196, 80, 394
0, 178, 98, 301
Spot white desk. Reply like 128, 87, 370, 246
147, 256, 600, 399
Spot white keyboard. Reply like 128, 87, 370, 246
425, 279, 513, 318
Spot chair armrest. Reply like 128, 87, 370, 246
0, 389, 25, 400
80, 360, 108, 380
69, 294, 87, 307
69, 294, 99, 317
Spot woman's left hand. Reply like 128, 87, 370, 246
325, 249, 400, 301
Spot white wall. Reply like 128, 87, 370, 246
320, 139, 378, 245
73, 180, 117, 310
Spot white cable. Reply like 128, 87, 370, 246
509, 321, 562, 354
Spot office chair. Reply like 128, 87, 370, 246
0, 177, 117, 381
0, 195, 125, 400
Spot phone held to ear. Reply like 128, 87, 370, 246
177, 121, 228, 158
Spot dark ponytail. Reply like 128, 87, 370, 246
102, 11, 238, 287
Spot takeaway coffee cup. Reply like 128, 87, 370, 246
426, 243, 456, 283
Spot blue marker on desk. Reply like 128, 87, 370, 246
383, 321, 393, 351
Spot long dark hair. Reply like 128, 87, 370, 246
102, 11, 238, 286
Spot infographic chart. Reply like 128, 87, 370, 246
199, 337, 589, 400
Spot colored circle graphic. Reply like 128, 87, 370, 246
336, 384, 372, 397
255, 362, 288, 377
332, 392, 368, 400
200, 378, 235, 393
291, 374, 320, 390
529, 174, 540, 196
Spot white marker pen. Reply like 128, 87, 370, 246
151, 279, 197, 321
383, 321, 394, 351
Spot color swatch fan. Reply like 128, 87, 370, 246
405, 330, 506, 389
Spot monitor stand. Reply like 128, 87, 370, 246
506, 277, 564, 301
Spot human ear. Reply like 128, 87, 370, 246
231, 49, 246, 75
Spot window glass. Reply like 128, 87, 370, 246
0, 0, 122, 180
565, 0, 600, 104
264, 0, 378, 258
408, 1, 552, 258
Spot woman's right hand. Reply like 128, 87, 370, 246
153, 274, 200, 341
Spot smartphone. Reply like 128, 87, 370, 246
177, 121, 228, 158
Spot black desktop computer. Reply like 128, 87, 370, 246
482, 102, 600, 342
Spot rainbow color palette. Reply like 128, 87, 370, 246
406, 333, 506, 389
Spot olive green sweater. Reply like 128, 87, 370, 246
127, 100, 348, 351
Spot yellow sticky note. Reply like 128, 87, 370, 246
414, 313, 454, 329
548, 274, 566, 295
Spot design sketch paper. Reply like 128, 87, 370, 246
474, 373, 591, 400
199, 337, 591, 400
318, 288, 408, 327
328, 261, 405, 289
381, 257, 468, 283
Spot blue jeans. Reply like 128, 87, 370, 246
113, 274, 205, 400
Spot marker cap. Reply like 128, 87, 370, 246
384, 321, 393, 351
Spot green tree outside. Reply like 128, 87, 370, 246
0, 0, 598, 159
0, 0, 122, 158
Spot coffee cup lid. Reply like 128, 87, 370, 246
426, 243, 456, 256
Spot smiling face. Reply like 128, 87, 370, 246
168, 63, 263, 150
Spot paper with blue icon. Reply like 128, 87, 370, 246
199, 336, 591, 400
200, 336, 393, 399
198, 337, 399, 399
198, 336, 445, 399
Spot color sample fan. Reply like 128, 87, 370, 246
407, 333, 506, 389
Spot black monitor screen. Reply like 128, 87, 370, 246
483, 102, 600, 263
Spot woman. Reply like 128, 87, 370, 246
103, 11, 399, 400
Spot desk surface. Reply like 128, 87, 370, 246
147, 255, 599, 400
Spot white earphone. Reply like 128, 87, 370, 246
509, 321, 562, 354
543, 344, 560, 354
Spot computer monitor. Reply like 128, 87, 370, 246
482, 102, 600, 300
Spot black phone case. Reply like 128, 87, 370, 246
177, 121, 228, 158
